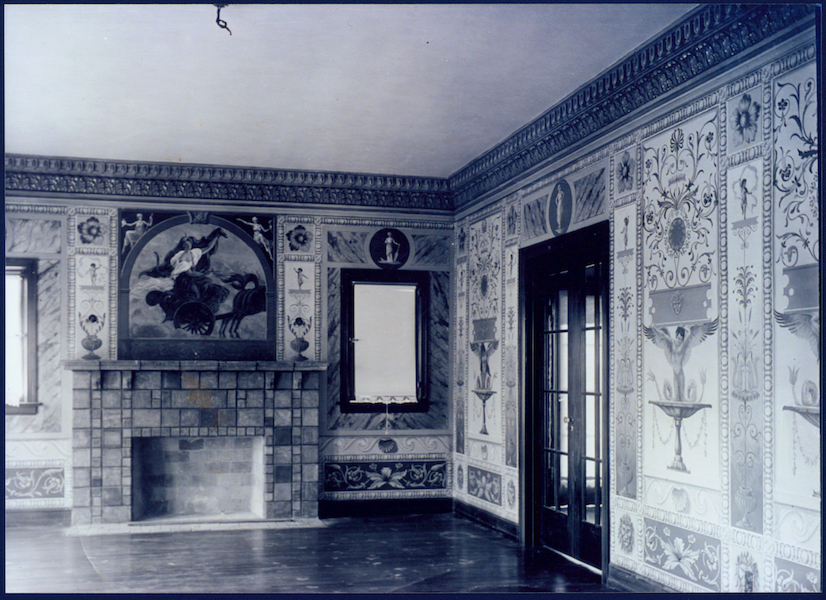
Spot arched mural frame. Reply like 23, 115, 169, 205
118, 212, 277, 360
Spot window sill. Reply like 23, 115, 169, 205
5, 403, 41, 415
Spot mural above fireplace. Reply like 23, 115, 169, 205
118, 211, 276, 360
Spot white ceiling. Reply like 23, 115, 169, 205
5, 4, 695, 179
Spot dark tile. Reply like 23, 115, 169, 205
199, 409, 219, 428
274, 465, 291, 483
162, 372, 181, 389
273, 427, 291, 446
102, 370, 121, 390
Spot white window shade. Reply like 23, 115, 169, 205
352, 283, 418, 404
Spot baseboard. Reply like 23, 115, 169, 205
452, 500, 518, 541
318, 498, 452, 519
5, 508, 72, 528
607, 563, 675, 593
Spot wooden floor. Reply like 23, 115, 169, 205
5, 512, 617, 594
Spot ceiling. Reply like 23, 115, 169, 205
5, 3, 695, 179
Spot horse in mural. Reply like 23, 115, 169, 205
216, 273, 267, 338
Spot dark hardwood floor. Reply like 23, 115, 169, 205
6, 512, 617, 594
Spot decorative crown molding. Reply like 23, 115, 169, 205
448, 3, 815, 209
4, 154, 453, 211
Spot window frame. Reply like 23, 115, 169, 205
5, 258, 39, 415
340, 268, 429, 414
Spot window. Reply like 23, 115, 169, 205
5, 259, 38, 414
340, 269, 429, 413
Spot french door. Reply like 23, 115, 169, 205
524, 222, 609, 570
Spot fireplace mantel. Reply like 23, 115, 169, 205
65, 359, 326, 525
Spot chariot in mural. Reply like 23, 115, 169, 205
138, 227, 266, 338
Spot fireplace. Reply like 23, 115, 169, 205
65, 360, 325, 525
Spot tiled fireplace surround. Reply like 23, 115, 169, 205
65, 360, 325, 525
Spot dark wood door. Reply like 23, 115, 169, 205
524, 222, 608, 569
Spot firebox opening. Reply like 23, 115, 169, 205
132, 436, 265, 522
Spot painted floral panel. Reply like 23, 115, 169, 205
644, 518, 720, 590
324, 461, 446, 491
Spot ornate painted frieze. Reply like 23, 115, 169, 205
5, 466, 65, 499
319, 435, 450, 456
643, 477, 722, 524
449, 4, 814, 208
323, 460, 446, 492
282, 258, 316, 362
4, 452, 71, 509
278, 216, 322, 362
618, 513, 636, 555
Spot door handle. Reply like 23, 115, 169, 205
564, 416, 575, 432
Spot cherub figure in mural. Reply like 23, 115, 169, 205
294, 267, 307, 290
79, 260, 104, 286
643, 318, 718, 403
121, 213, 153, 254
238, 216, 273, 261
471, 339, 498, 391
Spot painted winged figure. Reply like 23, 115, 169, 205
774, 309, 820, 361
643, 318, 718, 403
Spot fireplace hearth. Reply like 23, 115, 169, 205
65, 360, 325, 525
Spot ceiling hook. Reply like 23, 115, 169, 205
214, 4, 232, 35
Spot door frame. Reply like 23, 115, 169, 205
519, 220, 610, 577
